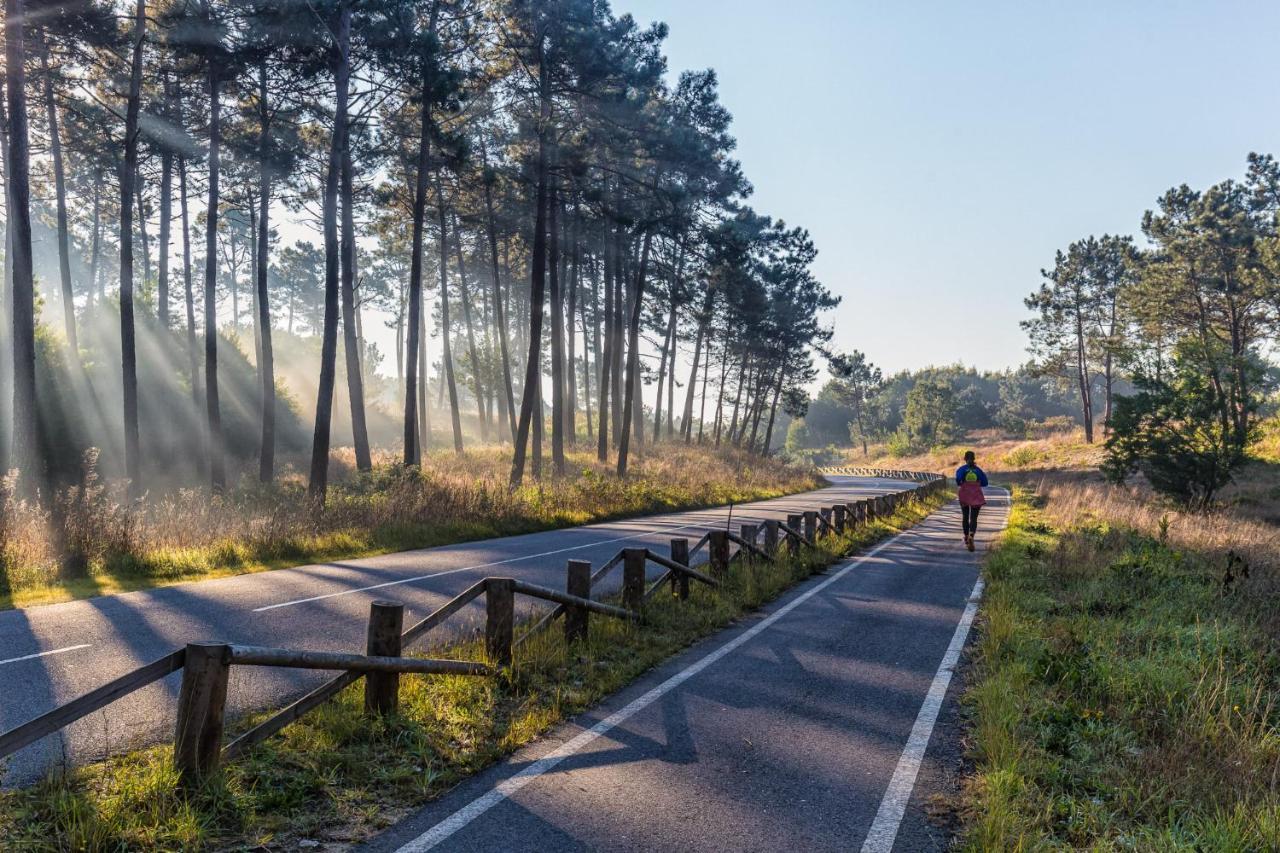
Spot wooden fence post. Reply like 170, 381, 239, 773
741, 524, 758, 562
834, 504, 847, 535
565, 559, 591, 644
804, 510, 817, 544
819, 508, 832, 538
786, 514, 802, 556
865, 498, 876, 523
623, 548, 646, 613
671, 538, 690, 600
709, 530, 730, 577
174, 642, 231, 787
764, 520, 779, 557
365, 601, 404, 717
486, 578, 515, 667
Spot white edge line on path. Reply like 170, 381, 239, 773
393, 521, 914, 852
0, 644, 92, 666
860, 489, 1009, 853
254, 485, 885, 613
253, 520, 707, 612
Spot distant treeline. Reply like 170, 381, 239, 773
785, 364, 1090, 458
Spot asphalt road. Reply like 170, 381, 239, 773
371, 489, 1010, 853
0, 475, 910, 786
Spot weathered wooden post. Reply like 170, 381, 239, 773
623, 548, 646, 613
565, 559, 591, 644
804, 510, 817, 544
834, 504, 847, 535
741, 524, 758, 562
764, 520, 780, 557
865, 498, 876, 523
174, 642, 231, 787
486, 577, 515, 667
365, 600, 404, 716
786, 514, 802, 556
819, 508, 832, 538
671, 538, 691, 600
709, 530, 730, 577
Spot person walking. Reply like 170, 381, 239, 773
955, 450, 988, 551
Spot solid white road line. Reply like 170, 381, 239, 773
859, 576, 983, 853
0, 644, 91, 666
860, 490, 1009, 853
253, 520, 707, 612
257, 482, 893, 614
393, 526, 913, 852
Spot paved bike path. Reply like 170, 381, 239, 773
372, 490, 1009, 853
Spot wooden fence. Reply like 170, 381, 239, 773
0, 471, 949, 787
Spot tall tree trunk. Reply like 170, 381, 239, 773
6, 3, 39, 489
761, 367, 784, 455
308, 1, 349, 502
713, 341, 729, 447
256, 60, 276, 482
434, 172, 463, 452
450, 209, 487, 441
1075, 310, 1093, 444
157, 153, 172, 327
0, 77, 9, 478
89, 168, 102, 313
40, 42, 76, 355
137, 181, 151, 307
652, 290, 676, 442
119, 0, 145, 497
548, 172, 565, 474
179, 156, 200, 459
610, 226, 623, 445
579, 261, 593, 440
157, 73, 175, 328
418, 291, 429, 451
509, 41, 550, 488
596, 226, 612, 461
482, 144, 516, 442
203, 61, 225, 492
403, 69, 431, 465
564, 208, 579, 444
697, 334, 711, 445
616, 229, 652, 477
340, 109, 371, 471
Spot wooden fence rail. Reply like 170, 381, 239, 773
1, 466, 947, 786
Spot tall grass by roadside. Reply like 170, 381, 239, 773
0, 445, 820, 609
961, 485, 1280, 849
0, 487, 948, 851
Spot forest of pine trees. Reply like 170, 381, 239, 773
0, 0, 837, 504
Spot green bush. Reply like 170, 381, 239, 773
1102, 358, 1252, 508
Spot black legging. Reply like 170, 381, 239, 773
962, 504, 981, 538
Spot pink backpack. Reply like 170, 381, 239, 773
958, 468, 986, 507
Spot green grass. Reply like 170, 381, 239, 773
0, 489, 949, 851
961, 487, 1280, 850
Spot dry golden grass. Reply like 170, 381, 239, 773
0, 443, 820, 609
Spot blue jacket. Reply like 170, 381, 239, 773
955, 464, 988, 487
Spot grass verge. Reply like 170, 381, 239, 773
0, 486, 948, 851
0, 445, 820, 610
960, 486, 1280, 850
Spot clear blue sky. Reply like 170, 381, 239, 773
624, 0, 1280, 376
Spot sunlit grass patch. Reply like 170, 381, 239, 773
0, 444, 821, 609
0, 488, 947, 851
